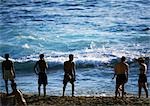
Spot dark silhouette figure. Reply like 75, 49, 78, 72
9, 83, 27, 106
114, 56, 129, 98
34, 54, 48, 96
2, 54, 15, 94
137, 57, 148, 98
63, 54, 76, 97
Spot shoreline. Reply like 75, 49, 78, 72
1, 93, 150, 106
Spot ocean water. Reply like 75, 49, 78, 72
0, 0, 150, 96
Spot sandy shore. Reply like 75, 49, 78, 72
1, 93, 150, 106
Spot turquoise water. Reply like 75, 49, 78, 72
0, 0, 150, 96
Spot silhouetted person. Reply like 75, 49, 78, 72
9, 83, 27, 106
63, 54, 76, 97
137, 57, 148, 98
114, 56, 129, 98
34, 54, 48, 96
2, 54, 15, 94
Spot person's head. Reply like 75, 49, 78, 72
138, 57, 145, 63
121, 56, 126, 62
69, 54, 74, 61
5, 54, 9, 59
11, 83, 17, 91
39, 54, 44, 59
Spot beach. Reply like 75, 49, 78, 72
0, 0, 150, 96
1, 0, 150, 106
1, 93, 150, 106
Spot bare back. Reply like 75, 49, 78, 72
2, 60, 13, 70
115, 62, 128, 75
37, 60, 47, 73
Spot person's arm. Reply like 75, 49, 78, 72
112, 73, 116, 79
145, 64, 148, 74
34, 61, 38, 75
2, 62, 4, 79
11, 62, 16, 78
143, 64, 147, 74
64, 62, 67, 73
72, 62, 76, 81
45, 61, 48, 70
113, 64, 117, 79
126, 63, 129, 82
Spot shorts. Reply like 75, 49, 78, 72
116, 74, 127, 85
38, 72, 47, 85
138, 74, 147, 83
63, 74, 74, 84
3, 70, 14, 80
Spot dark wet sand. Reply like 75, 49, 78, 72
1, 93, 150, 106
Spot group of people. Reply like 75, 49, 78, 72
1, 53, 149, 105
1, 53, 76, 105
33, 54, 76, 97
113, 56, 148, 98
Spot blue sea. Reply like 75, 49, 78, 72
0, 0, 150, 96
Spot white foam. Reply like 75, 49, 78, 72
22, 44, 30, 49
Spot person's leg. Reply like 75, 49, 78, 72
143, 83, 148, 98
118, 85, 122, 96
63, 83, 67, 96
10, 80, 15, 93
138, 83, 142, 98
71, 83, 74, 97
5, 80, 8, 94
38, 74, 41, 96
121, 84, 124, 98
10, 79, 15, 84
38, 84, 41, 96
115, 83, 120, 98
43, 85, 46, 97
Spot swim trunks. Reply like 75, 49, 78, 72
138, 74, 147, 83
63, 74, 74, 84
38, 72, 47, 85
116, 74, 127, 85
3, 70, 14, 80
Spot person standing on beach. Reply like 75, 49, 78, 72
34, 54, 48, 96
114, 56, 129, 98
2, 54, 15, 95
137, 57, 148, 98
63, 54, 76, 97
